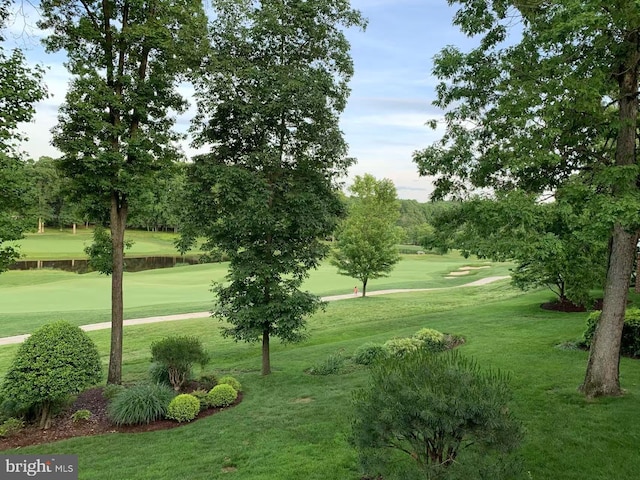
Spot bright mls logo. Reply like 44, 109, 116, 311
0, 455, 78, 479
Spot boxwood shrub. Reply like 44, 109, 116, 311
166, 394, 200, 422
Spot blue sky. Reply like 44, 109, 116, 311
10, 0, 478, 202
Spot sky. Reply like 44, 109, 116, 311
8, 0, 480, 202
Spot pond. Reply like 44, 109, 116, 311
8, 256, 202, 274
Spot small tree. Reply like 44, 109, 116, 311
1, 321, 102, 429
150, 336, 209, 391
332, 174, 401, 296
352, 350, 523, 480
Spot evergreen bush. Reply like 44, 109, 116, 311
150, 336, 210, 391
166, 394, 200, 422
218, 376, 242, 392
583, 308, 640, 357
206, 384, 237, 408
352, 343, 389, 365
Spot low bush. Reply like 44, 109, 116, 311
166, 394, 200, 422
218, 376, 242, 392
206, 384, 237, 408
190, 389, 209, 411
352, 350, 523, 480
198, 374, 218, 391
150, 336, 210, 391
583, 308, 640, 357
71, 409, 91, 422
413, 328, 446, 352
108, 383, 175, 426
352, 343, 389, 366
308, 353, 346, 375
148, 362, 171, 386
383, 337, 424, 357
0, 418, 24, 437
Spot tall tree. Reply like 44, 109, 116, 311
180, 0, 365, 376
38, 0, 208, 384
0, 0, 47, 272
414, 1, 640, 397
332, 174, 401, 297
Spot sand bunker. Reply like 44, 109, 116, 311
458, 266, 491, 271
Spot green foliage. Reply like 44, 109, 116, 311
206, 384, 238, 408
332, 174, 401, 296
189, 389, 209, 411
166, 394, 200, 423
383, 337, 425, 358
583, 308, 640, 357
352, 350, 523, 480
181, 0, 365, 375
84, 226, 133, 275
108, 383, 175, 426
352, 343, 389, 366
148, 362, 172, 387
218, 376, 242, 393
413, 328, 446, 352
0, 417, 24, 438
150, 336, 210, 391
71, 409, 91, 422
1, 321, 102, 428
308, 353, 346, 375
102, 384, 126, 402
197, 373, 218, 391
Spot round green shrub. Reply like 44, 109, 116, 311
413, 328, 446, 351
384, 337, 425, 358
206, 384, 237, 408
583, 308, 640, 357
108, 383, 175, 426
218, 376, 242, 392
353, 343, 389, 365
71, 409, 91, 423
166, 394, 200, 422
1, 321, 102, 428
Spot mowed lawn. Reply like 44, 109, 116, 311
1, 237, 638, 479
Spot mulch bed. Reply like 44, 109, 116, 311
0, 385, 242, 451
540, 298, 606, 313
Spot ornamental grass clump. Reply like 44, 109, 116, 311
108, 383, 175, 426
1, 321, 102, 429
166, 394, 200, 422
352, 350, 523, 480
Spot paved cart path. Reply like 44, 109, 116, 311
0, 275, 509, 346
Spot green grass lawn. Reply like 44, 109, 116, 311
1, 241, 638, 479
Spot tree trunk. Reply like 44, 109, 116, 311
362, 278, 368, 297
581, 48, 639, 397
581, 225, 636, 397
635, 248, 640, 294
107, 191, 128, 384
39, 402, 51, 430
261, 329, 271, 376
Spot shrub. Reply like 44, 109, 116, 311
218, 376, 242, 392
352, 343, 389, 366
583, 308, 640, 357
0, 418, 24, 438
102, 384, 126, 402
1, 321, 102, 429
198, 373, 218, 391
308, 353, 345, 375
383, 337, 424, 358
352, 350, 523, 480
150, 336, 210, 391
166, 394, 201, 422
148, 362, 171, 386
413, 328, 446, 352
190, 389, 209, 411
108, 383, 175, 426
206, 384, 237, 408
71, 409, 91, 422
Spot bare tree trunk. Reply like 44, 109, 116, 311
362, 278, 368, 297
581, 47, 639, 397
635, 248, 640, 294
107, 191, 128, 384
261, 329, 271, 376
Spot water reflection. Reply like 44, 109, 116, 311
9, 256, 202, 274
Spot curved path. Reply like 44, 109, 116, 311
0, 276, 509, 346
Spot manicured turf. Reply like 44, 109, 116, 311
1, 238, 638, 479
